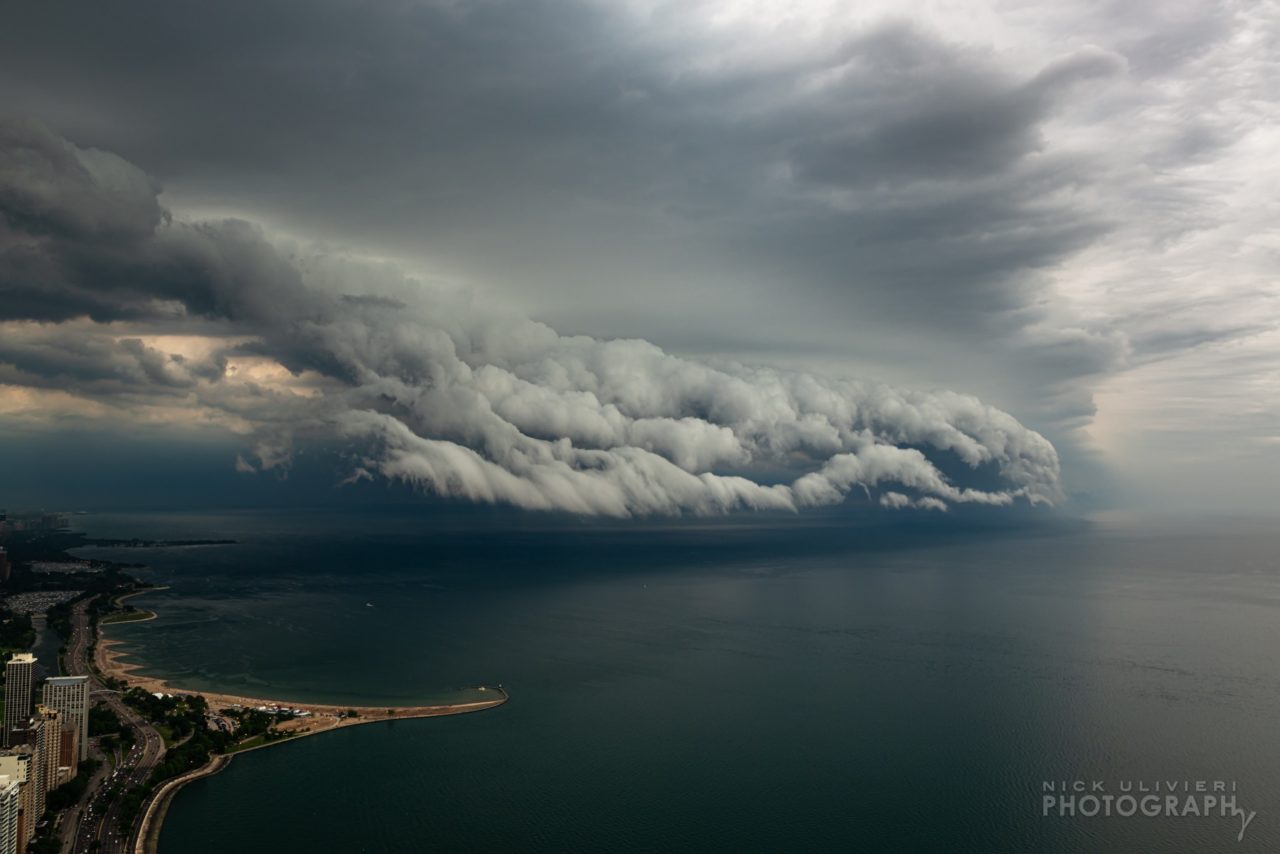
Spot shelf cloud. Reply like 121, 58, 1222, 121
0, 118, 1060, 516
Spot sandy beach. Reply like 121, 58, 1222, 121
95, 633, 508, 740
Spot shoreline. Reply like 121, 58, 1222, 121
100, 588, 507, 717
137, 754, 233, 854
101, 587, 166, 624
93, 590, 508, 853
98, 634, 507, 722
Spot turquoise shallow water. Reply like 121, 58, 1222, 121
74, 510, 1280, 852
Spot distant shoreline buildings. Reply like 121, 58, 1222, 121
0, 509, 73, 583
0, 512, 70, 539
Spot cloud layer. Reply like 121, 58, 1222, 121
3, 0, 1275, 511
0, 118, 1059, 516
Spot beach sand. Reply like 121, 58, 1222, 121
95, 632, 507, 741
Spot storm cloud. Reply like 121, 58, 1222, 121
1, 0, 1277, 511
0, 119, 1059, 515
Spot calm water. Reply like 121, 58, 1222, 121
72, 509, 1280, 852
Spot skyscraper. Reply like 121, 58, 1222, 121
0, 752, 33, 851
41, 677, 89, 762
1, 657, 35, 749
6, 724, 44, 827
0, 774, 17, 854
34, 708, 58, 796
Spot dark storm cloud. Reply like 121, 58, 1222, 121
788, 31, 1124, 188
0, 117, 321, 325
0, 328, 200, 394
0, 3, 1122, 317
0, 119, 1062, 515
0, 0, 1272, 507
0, 119, 163, 241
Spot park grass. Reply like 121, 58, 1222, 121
226, 735, 266, 753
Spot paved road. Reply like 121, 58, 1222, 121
54, 746, 108, 853
65, 598, 166, 854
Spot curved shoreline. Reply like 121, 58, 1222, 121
137, 753, 233, 854
134, 686, 512, 854
98, 633, 506, 718
132, 693, 509, 854
99, 588, 504, 714
93, 590, 509, 853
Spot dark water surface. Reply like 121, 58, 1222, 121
73, 510, 1280, 852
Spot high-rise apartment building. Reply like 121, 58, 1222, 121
0, 774, 18, 854
41, 677, 89, 762
7, 724, 45, 826
1, 657, 35, 749
34, 708, 59, 796
0, 752, 33, 851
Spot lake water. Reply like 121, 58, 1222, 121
73, 509, 1280, 852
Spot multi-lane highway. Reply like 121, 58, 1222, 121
64, 598, 166, 854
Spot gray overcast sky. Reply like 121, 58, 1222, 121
1, 0, 1276, 513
